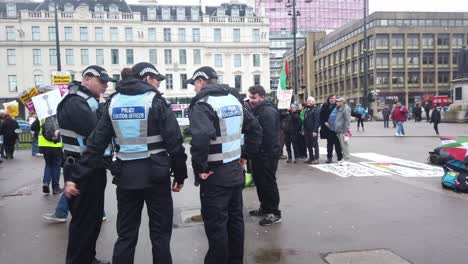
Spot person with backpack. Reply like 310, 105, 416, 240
354, 104, 366, 131
391, 101, 409, 136
430, 104, 442, 135
38, 114, 63, 193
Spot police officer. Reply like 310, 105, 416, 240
188, 66, 262, 264
65, 62, 188, 264
57, 65, 111, 264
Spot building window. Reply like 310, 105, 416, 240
407, 53, 419, 67
6, 3, 16, 17
233, 54, 241, 67
438, 72, 449, 83
452, 34, 464, 47
162, 7, 171, 20
179, 49, 186, 64
49, 48, 57, 65
423, 72, 434, 84
252, 29, 260, 42
126, 49, 134, 64
164, 28, 171, 42
66, 48, 74, 65
33, 49, 41, 65
375, 72, 389, 85
164, 49, 172, 64
407, 34, 419, 48
423, 53, 434, 65
217, 7, 225, 16
234, 75, 242, 90
233, 29, 240, 42
64, 3, 74, 13
253, 54, 261, 67
438, 53, 449, 65
181, 74, 188, 89
253, 74, 261, 85
246, 7, 254, 16
214, 54, 222, 67
125, 27, 133, 41
148, 28, 156, 41
147, 7, 156, 20
96, 49, 104, 65
8, 75, 17, 92
80, 27, 88, 41
34, 75, 43, 86
193, 49, 201, 65
166, 74, 173, 89
178, 28, 186, 42
232, 7, 239, 17
455, 87, 462, 100
109, 4, 119, 13
376, 34, 388, 49
95, 4, 104, 13
391, 34, 404, 48
177, 7, 185, 21
408, 72, 420, 84
437, 34, 449, 47
81, 49, 89, 65
48, 26, 56, 41
6, 26, 15, 40
7, 49, 15, 65
95, 27, 103, 41
193, 28, 200, 42
64, 26, 72, 41
214, 29, 221, 42
422, 34, 434, 48
111, 49, 119, 64
110, 27, 118, 41
391, 72, 404, 85
149, 49, 157, 64
32, 26, 40, 41
218, 75, 223, 84
453, 52, 459, 65
191, 7, 199, 21
392, 54, 404, 68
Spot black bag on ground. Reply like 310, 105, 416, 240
41, 115, 59, 142
428, 147, 453, 165
456, 173, 468, 193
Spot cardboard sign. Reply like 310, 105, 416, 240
19, 87, 39, 112
277, 90, 293, 109
31, 89, 62, 120
3, 100, 19, 117
52, 71, 71, 85
312, 162, 391, 178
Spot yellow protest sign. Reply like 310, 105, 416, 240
3, 101, 19, 117
53, 75, 71, 85
19, 86, 39, 112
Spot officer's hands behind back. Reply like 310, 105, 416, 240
171, 180, 184, 192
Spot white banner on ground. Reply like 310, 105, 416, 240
311, 162, 391, 178
277, 90, 293, 109
32, 89, 62, 120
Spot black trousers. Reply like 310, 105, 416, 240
433, 122, 440, 135
200, 182, 244, 264
4, 143, 15, 158
297, 134, 307, 158
383, 117, 390, 128
426, 111, 430, 122
285, 133, 299, 160
251, 158, 281, 216
66, 166, 107, 264
113, 179, 173, 264
304, 132, 319, 160
357, 119, 364, 130
327, 133, 343, 161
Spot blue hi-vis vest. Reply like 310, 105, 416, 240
109, 91, 166, 161
60, 90, 112, 157
198, 94, 243, 165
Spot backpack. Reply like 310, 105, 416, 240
456, 173, 468, 193
41, 115, 59, 142
441, 170, 459, 189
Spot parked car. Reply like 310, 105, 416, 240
16, 120, 31, 132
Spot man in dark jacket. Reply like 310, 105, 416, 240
320, 95, 342, 163
247, 85, 283, 226
284, 104, 301, 163
382, 104, 391, 128
302, 97, 320, 164
65, 63, 188, 264
188, 66, 262, 263
430, 104, 442, 135
424, 101, 431, 122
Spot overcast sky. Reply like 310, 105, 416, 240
127, 0, 468, 12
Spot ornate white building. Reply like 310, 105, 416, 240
0, 0, 270, 112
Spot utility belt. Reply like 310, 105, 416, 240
110, 152, 170, 185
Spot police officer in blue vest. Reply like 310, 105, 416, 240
188, 66, 262, 264
57, 65, 112, 264
65, 62, 188, 264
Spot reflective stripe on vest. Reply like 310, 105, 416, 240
60, 128, 112, 157
77, 91, 99, 113
38, 119, 63, 148
109, 91, 166, 161
200, 94, 243, 164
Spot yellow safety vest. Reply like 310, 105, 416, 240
38, 119, 63, 148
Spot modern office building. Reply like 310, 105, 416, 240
310, 12, 468, 108
0, 0, 270, 116
257, 0, 366, 89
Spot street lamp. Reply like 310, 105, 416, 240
286, 0, 300, 102
362, 0, 368, 108
54, 0, 62, 71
